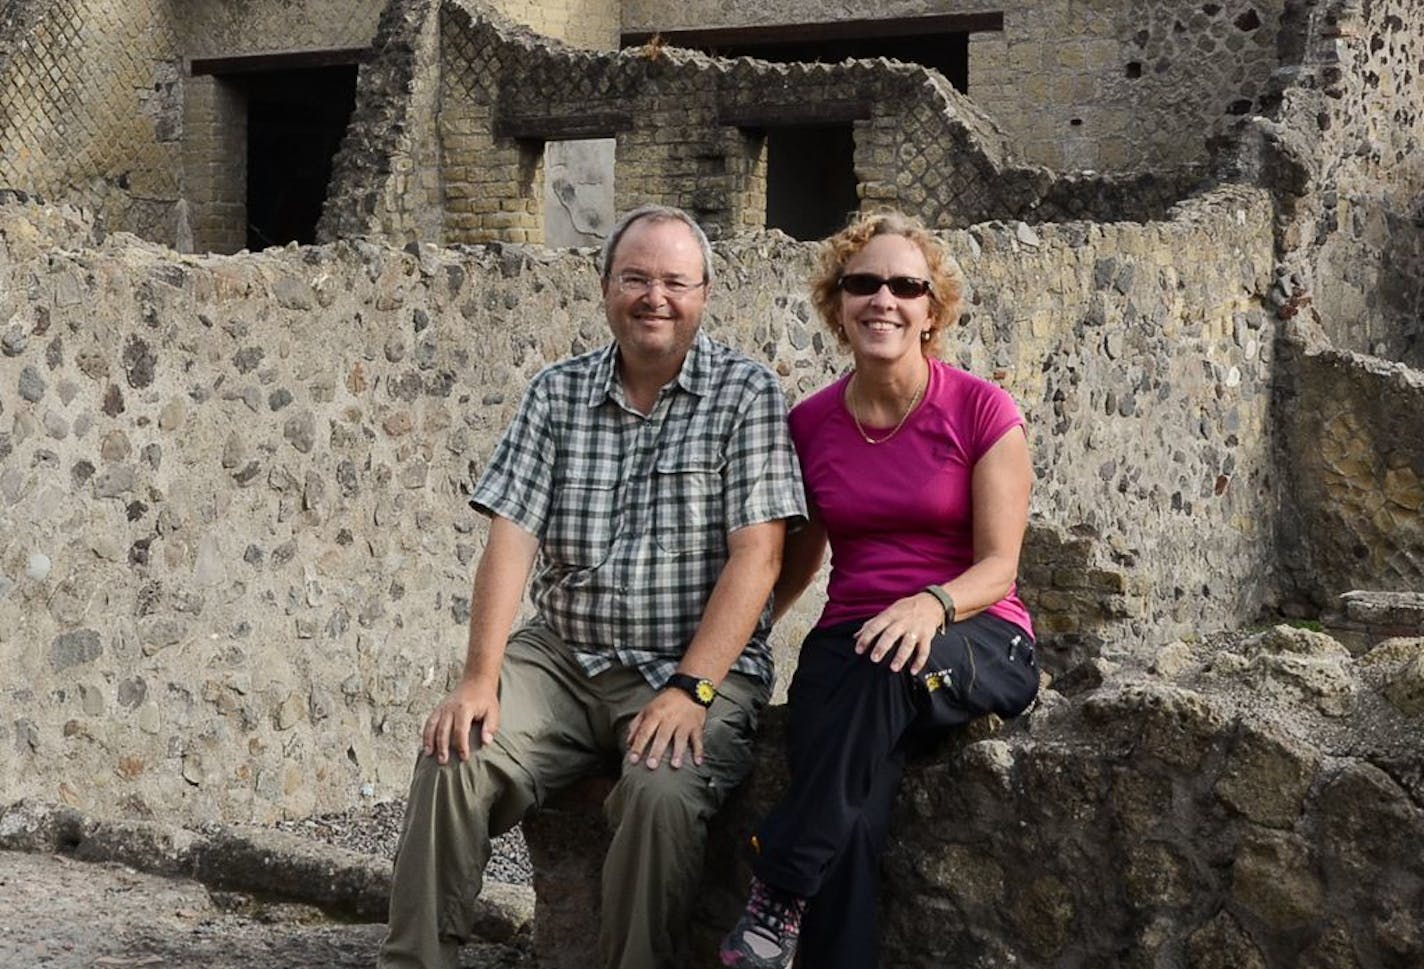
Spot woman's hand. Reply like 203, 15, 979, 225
854, 592, 945, 674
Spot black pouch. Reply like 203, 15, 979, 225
912, 613, 1039, 729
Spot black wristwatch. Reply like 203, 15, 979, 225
664, 673, 717, 708
921, 584, 957, 632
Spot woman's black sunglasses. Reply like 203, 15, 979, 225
837, 273, 933, 299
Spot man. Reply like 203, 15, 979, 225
379, 205, 806, 969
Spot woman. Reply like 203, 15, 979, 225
718, 211, 1040, 969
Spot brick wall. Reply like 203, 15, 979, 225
623, 0, 1290, 174
331, 1, 1192, 249
180, 75, 246, 255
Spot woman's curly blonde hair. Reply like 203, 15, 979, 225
809, 210, 965, 357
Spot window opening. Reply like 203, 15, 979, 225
765, 125, 857, 241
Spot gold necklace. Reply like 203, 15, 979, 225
848, 365, 927, 445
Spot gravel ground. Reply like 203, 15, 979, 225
0, 850, 532, 969
0, 798, 535, 969
272, 799, 534, 887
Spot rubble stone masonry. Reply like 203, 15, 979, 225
1, 5, 1421, 962
0, 183, 1285, 823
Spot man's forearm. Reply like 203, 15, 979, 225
678, 520, 786, 683
461, 515, 541, 686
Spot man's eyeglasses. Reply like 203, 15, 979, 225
837, 273, 933, 299
614, 273, 707, 297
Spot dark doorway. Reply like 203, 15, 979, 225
765, 125, 858, 241
240, 66, 358, 249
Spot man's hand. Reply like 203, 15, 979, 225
625, 689, 708, 770
422, 679, 501, 765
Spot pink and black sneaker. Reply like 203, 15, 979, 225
718, 876, 806, 968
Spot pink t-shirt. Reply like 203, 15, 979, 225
788, 358, 1034, 637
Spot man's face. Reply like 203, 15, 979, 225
601, 218, 710, 373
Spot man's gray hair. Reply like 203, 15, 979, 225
599, 205, 715, 286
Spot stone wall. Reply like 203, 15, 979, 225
959, 190, 1279, 665
1219, 0, 1424, 609
532, 625, 1424, 968
870, 625, 1424, 969
183, 0, 384, 59
318, 0, 446, 247
491, 0, 619, 50
1234, 0, 1424, 368
1277, 332, 1424, 611
0, 0, 1299, 250
178, 1, 386, 255
0, 182, 1279, 823
1300, 0, 1424, 369
0, 0, 388, 253
623, 0, 1291, 174
0, 0, 627, 256
0, 0, 184, 245
323, 0, 1206, 248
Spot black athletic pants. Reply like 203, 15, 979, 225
752, 612, 1039, 969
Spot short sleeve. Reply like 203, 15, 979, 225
469, 376, 557, 535
967, 379, 1026, 464
721, 370, 808, 533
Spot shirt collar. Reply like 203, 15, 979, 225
588, 330, 714, 407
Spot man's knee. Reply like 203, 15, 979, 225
605, 763, 710, 832
406, 744, 534, 832
408, 748, 482, 805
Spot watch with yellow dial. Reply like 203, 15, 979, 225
665, 673, 716, 708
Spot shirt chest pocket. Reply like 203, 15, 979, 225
653, 449, 727, 554
545, 471, 618, 569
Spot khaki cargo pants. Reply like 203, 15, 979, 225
378, 624, 769, 969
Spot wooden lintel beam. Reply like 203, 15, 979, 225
190, 47, 371, 76
623, 12, 1004, 50
717, 100, 875, 128
493, 112, 632, 141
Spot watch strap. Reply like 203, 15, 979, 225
921, 584, 956, 632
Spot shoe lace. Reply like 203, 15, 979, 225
745, 878, 804, 940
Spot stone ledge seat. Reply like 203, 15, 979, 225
519, 704, 1013, 968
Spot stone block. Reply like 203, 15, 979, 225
1214, 724, 1319, 827
1231, 829, 1325, 930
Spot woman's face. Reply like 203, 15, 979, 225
836, 233, 934, 367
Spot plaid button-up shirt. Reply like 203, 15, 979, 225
471, 331, 806, 687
